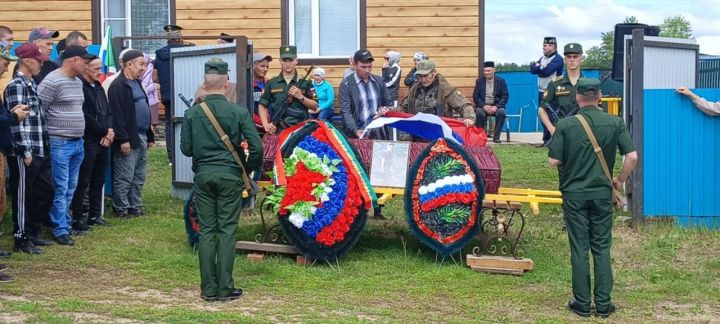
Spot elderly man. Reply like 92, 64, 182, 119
531, 36, 564, 145
340, 49, 392, 139
108, 50, 154, 219
398, 60, 474, 126
548, 78, 637, 319
181, 58, 262, 302
37, 45, 95, 244
27, 27, 60, 83
70, 56, 114, 228
6, 43, 54, 254
473, 61, 509, 143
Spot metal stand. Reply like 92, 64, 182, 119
474, 202, 526, 260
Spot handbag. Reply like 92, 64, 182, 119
199, 102, 259, 196
575, 114, 627, 210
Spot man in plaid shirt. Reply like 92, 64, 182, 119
5, 43, 54, 255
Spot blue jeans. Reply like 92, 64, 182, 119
49, 137, 84, 237
317, 108, 334, 121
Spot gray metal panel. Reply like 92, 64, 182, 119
170, 44, 237, 199
643, 46, 697, 89
172, 187, 192, 201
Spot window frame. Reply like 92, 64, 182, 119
92, 0, 176, 46
282, 0, 367, 65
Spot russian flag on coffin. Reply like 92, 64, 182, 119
361, 111, 487, 146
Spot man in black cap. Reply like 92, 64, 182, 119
531, 36, 564, 146
340, 49, 393, 139
472, 61, 509, 143
37, 45, 96, 244
108, 50, 154, 219
155, 24, 190, 164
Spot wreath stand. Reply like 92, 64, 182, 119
466, 200, 534, 275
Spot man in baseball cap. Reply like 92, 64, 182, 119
28, 27, 60, 43
15, 42, 50, 62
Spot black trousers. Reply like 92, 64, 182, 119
70, 139, 109, 221
163, 99, 174, 163
476, 107, 507, 140
8, 154, 53, 241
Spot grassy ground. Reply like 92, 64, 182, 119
0, 145, 718, 323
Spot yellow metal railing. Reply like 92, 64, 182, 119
601, 97, 622, 116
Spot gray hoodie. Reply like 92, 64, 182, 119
382, 51, 402, 102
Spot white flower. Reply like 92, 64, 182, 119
419, 186, 427, 195
310, 206, 318, 214
288, 213, 305, 229
321, 193, 330, 202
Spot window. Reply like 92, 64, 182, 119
100, 0, 170, 53
287, 0, 362, 59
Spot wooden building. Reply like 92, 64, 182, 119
0, 0, 482, 98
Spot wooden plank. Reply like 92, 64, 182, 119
367, 16, 477, 28
499, 188, 563, 197
176, 8, 281, 20
367, 0, 478, 7
246, 253, 265, 262
0, 11, 91, 21
235, 241, 297, 254
466, 255, 534, 271
0, 1, 89, 11
367, 6, 478, 18
368, 36, 478, 48
377, 193, 394, 205
5, 21, 92, 32
176, 0, 280, 10
179, 28, 281, 37
367, 27, 478, 38
484, 193, 563, 204
177, 19, 280, 30
470, 266, 525, 276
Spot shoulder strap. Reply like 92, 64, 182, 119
199, 102, 253, 191
575, 114, 613, 184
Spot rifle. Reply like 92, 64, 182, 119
178, 93, 194, 108
270, 65, 315, 128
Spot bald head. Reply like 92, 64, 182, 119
204, 74, 228, 93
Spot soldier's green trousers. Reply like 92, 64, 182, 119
562, 198, 614, 311
194, 170, 244, 298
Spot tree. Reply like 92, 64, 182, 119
659, 15, 693, 38
583, 16, 638, 69
496, 62, 531, 72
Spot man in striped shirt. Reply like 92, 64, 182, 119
5, 43, 53, 254
37, 45, 95, 246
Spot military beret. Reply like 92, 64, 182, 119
415, 60, 436, 75
483, 61, 495, 68
564, 43, 583, 55
280, 45, 297, 59
544, 36, 557, 44
205, 57, 228, 75
576, 78, 601, 96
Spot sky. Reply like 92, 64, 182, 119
485, 0, 720, 64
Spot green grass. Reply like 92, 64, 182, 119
0, 145, 718, 323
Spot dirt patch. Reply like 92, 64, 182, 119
0, 312, 29, 323
612, 226, 649, 271
62, 312, 141, 323
652, 301, 720, 322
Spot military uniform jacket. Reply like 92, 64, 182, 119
258, 71, 316, 127
540, 72, 584, 120
180, 94, 263, 175
400, 74, 475, 121
548, 106, 635, 200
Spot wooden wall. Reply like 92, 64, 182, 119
0, 0, 93, 42
176, 0, 479, 98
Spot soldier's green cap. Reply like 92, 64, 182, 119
0, 47, 18, 61
205, 58, 228, 75
576, 78, 601, 96
564, 43, 583, 55
415, 60, 436, 75
280, 45, 297, 59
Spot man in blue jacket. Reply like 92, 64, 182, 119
531, 36, 564, 145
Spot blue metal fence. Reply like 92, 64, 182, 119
497, 70, 601, 132
643, 88, 720, 228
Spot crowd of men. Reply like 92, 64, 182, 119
0, 26, 155, 283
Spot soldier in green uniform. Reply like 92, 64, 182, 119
258, 45, 318, 134
539, 43, 585, 146
180, 58, 263, 302
548, 78, 637, 318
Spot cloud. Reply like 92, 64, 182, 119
486, 0, 720, 64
